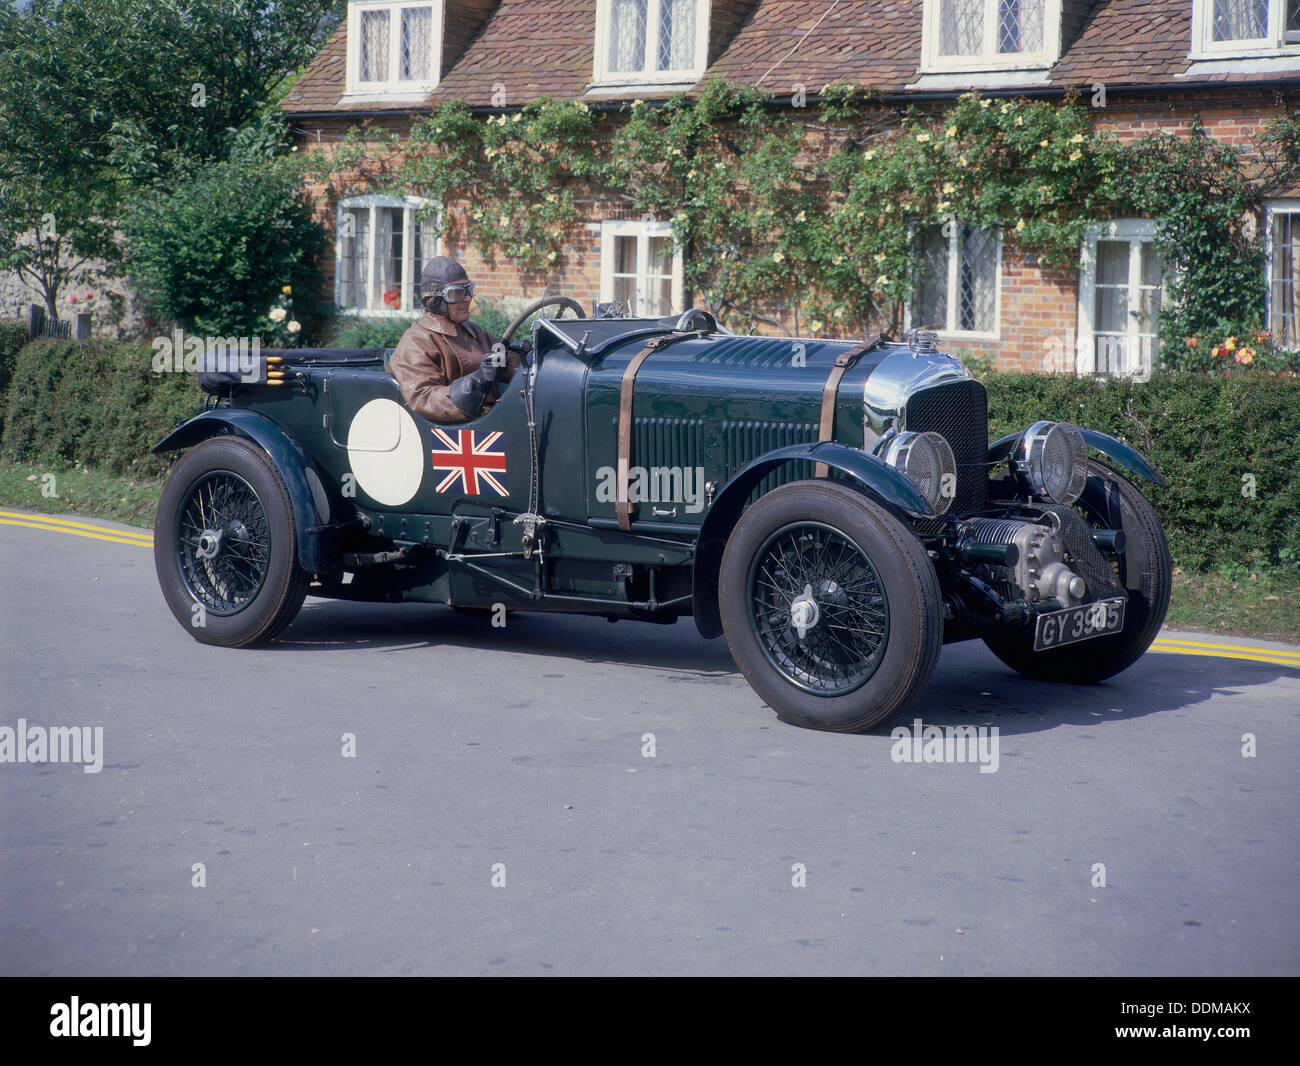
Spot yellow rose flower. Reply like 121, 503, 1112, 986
282, 285, 292, 295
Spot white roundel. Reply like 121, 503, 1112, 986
346, 398, 424, 506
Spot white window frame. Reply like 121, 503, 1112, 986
1076, 219, 1167, 379
1265, 199, 1300, 347
599, 219, 685, 317
344, 1, 444, 99
905, 218, 1003, 340
920, 0, 1063, 73
336, 195, 440, 317
592, 0, 711, 87
1191, 0, 1300, 56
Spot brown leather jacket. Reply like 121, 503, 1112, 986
389, 311, 519, 423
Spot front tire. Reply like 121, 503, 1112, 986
981, 460, 1171, 683
155, 436, 308, 647
719, 481, 943, 732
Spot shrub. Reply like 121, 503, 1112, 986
981, 369, 1300, 572
0, 318, 28, 400
125, 155, 326, 342
1, 339, 203, 477
331, 315, 417, 349
328, 298, 533, 348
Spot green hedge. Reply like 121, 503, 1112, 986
981, 370, 1300, 572
0, 318, 28, 401
1, 338, 203, 478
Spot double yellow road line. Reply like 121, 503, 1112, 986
0, 508, 153, 549
1151, 636, 1300, 669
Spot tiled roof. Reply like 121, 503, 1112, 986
706, 0, 920, 91
280, 0, 1300, 117
432, 0, 597, 105
1052, 0, 1191, 85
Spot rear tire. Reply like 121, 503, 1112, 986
155, 436, 308, 647
981, 460, 1171, 683
719, 481, 943, 732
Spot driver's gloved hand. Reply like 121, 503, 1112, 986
448, 358, 502, 418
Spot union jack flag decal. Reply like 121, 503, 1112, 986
430, 428, 509, 497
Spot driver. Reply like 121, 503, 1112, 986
389, 256, 520, 422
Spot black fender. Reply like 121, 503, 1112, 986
989, 427, 1167, 487
152, 409, 338, 574
691, 441, 934, 639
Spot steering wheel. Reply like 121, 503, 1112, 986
502, 295, 586, 347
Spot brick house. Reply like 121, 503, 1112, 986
281, 0, 1300, 373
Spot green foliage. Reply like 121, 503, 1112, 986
328, 299, 531, 348
982, 370, 1300, 572
0, 0, 345, 315
0, 318, 28, 401
316, 86, 1299, 355
1134, 120, 1270, 357
332, 314, 419, 349
125, 155, 326, 340
1, 338, 204, 477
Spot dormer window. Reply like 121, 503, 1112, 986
1191, 0, 1300, 55
345, 1, 443, 98
593, 0, 709, 86
921, 0, 1063, 71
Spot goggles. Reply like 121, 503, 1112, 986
436, 281, 476, 304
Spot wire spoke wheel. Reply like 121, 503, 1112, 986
720, 481, 942, 733
747, 522, 890, 696
155, 436, 308, 647
176, 472, 272, 614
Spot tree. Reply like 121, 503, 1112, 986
0, 0, 345, 318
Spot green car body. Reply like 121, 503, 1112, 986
153, 307, 1172, 732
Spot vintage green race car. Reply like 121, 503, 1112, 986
152, 299, 1171, 732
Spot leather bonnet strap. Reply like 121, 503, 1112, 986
815, 335, 883, 478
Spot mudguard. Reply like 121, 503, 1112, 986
152, 409, 338, 573
989, 427, 1167, 487
692, 441, 935, 639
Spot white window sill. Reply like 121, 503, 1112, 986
585, 77, 701, 96
1180, 51, 1300, 74
339, 87, 438, 104
908, 69, 1053, 91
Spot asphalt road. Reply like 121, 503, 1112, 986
2, 512, 1297, 976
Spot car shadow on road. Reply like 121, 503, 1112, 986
901, 648, 1297, 738
277, 597, 738, 677
277, 598, 1295, 735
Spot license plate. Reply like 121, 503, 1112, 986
1033, 597, 1126, 652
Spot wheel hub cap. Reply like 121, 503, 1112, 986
196, 529, 223, 559
790, 584, 820, 639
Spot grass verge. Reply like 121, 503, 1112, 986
0, 460, 163, 529
1, 459, 1296, 644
